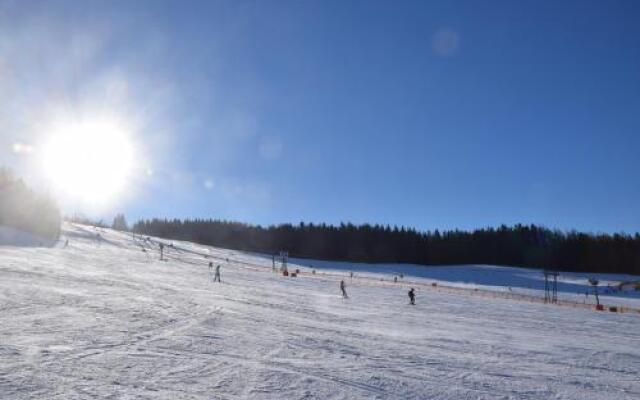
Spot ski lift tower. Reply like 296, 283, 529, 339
588, 278, 600, 307
279, 251, 289, 273
543, 270, 559, 304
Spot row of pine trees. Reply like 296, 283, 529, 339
133, 218, 640, 275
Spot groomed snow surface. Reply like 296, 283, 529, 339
1, 223, 639, 399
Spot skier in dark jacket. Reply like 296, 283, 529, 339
340, 280, 348, 298
408, 288, 416, 305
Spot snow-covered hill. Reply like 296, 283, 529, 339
0, 225, 57, 247
1, 223, 639, 399
289, 257, 640, 310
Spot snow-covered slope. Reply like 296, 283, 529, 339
1, 223, 639, 399
0, 225, 56, 247
288, 258, 640, 309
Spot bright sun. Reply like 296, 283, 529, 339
42, 118, 134, 204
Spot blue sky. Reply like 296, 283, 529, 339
1, 0, 639, 233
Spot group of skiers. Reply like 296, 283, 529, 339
148, 239, 415, 304
207, 260, 417, 305
110, 236, 418, 304
340, 279, 417, 305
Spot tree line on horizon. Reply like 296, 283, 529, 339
132, 218, 640, 276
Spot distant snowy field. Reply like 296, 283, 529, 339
1, 223, 639, 399
287, 257, 640, 310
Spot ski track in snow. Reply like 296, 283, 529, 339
1, 223, 639, 399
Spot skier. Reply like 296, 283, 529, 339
159, 243, 164, 260
208, 262, 214, 281
394, 276, 398, 283
214, 264, 221, 283
340, 280, 348, 298
408, 288, 416, 305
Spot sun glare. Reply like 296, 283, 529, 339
42, 119, 134, 205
